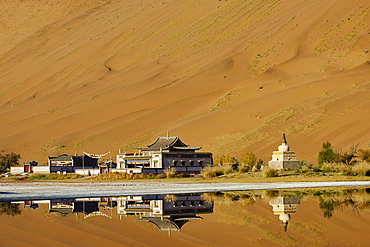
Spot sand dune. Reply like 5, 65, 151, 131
1, 0, 370, 164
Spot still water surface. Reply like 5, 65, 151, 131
1, 188, 370, 246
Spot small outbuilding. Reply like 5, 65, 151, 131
48, 154, 99, 175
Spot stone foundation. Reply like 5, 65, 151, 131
268, 160, 300, 170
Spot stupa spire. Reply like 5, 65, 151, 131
281, 133, 287, 144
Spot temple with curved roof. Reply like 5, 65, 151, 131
115, 135, 213, 174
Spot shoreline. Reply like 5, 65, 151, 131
1, 180, 370, 201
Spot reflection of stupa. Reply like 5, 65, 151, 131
268, 134, 300, 170
269, 196, 301, 232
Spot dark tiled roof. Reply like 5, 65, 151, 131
48, 154, 74, 161
136, 136, 201, 151
137, 216, 201, 231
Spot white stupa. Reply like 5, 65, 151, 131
268, 134, 300, 170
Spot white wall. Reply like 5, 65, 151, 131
33, 166, 51, 174
10, 167, 24, 175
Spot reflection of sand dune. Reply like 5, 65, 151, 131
4, 190, 370, 246
1, 1, 370, 163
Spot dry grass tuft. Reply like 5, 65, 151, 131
262, 167, 279, 178
352, 162, 370, 176
164, 167, 177, 178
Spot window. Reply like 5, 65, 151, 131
173, 161, 178, 166
190, 160, 194, 166
198, 161, 203, 166
181, 161, 186, 166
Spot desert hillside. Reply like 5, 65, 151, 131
1, 0, 370, 164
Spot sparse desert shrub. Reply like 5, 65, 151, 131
165, 194, 177, 202
352, 162, 370, 176
176, 173, 187, 178
28, 173, 83, 180
300, 165, 310, 173
155, 173, 166, 179
256, 159, 265, 169
334, 163, 352, 175
300, 160, 312, 173
262, 167, 279, 177
263, 190, 280, 199
214, 155, 238, 165
164, 167, 177, 178
358, 149, 370, 162
220, 164, 233, 175
300, 160, 312, 169
321, 163, 336, 172
201, 165, 217, 178
238, 165, 249, 173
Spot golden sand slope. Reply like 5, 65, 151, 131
0, 0, 370, 163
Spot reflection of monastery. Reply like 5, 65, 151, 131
269, 196, 301, 232
12, 193, 213, 232
116, 194, 213, 231
116, 136, 213, 174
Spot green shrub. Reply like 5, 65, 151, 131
313, 167, 322, 172
318, 141, 337, 166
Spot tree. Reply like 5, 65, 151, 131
213, 154, 238, 165
0, 152, 21, 171
0, 202, 21, 216
336, 144, 358, 165
318, 141, 337, 166
239, 152, 257, 172
358, 148, 370, 162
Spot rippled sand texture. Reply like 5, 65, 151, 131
1, 0, 370, 162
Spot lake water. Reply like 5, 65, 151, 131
1, 188, 369, 246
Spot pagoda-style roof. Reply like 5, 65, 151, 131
136, 136, 202, 152
48, 154, 74, 161
137, 215, 202, 231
